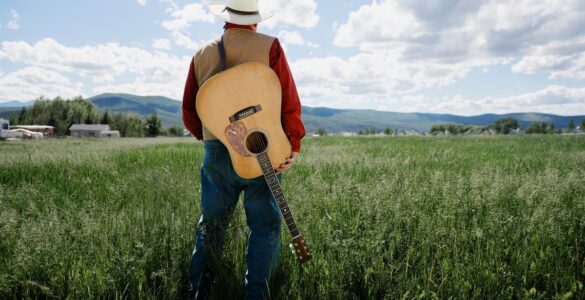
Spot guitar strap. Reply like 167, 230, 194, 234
218, 35, 228, 71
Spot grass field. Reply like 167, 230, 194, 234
1, 136, 584, 299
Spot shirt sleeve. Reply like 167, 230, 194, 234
182, 58, 203, 140
269, 39, 305, 152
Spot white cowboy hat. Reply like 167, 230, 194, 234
208, 0, 274, 25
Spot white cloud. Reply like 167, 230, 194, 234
161, 3, 214, 31
160, 0, 320, 30
0, 37, 192, 100
292, 47, 585, 114
171, 31, 199, 49
0, 67, 84, 100
0, 38, 189, 84
260, 0, 319, 29
160, 3, 214, 49
283, 0, 585, 113
334, 1, 421, 49
334, 0, 585, 75
152, 38, 171, 50
158, 1, 319, 49
511, 37, 585, 80
137, 0, 147, 6
290, 51, 489, 112
421, 86, 585, 115
277, 31, 318, 49
7, 10, 20, 30
93, 81, 184, 100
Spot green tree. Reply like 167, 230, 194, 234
316, 128, 327, 136
18, 107, 27, 124
430, 123, 470, 135
110, 113, 127, 137
145, 112, 162, 137
567, 119, 575, 131
363, 127, 377, 135
127, 115, 145, 137
101, 111, 111, 125
581, 119, 585, 132
538, 122, 546, 133
493, 118, 519, 134
8, 112, 18, 126
384, 127, 394, 135
168, 125, 184, 137
84, 113, 93, 124
430, 124, 445, 135
527, 123, 540, 134
530, 122, 553, 134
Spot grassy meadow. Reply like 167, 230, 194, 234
1, 136, 584, 299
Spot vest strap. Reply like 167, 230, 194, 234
218, 36, 228, 71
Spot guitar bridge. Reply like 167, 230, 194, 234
229, 105, 262, 122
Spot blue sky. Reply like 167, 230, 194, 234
1, 0, 585, 115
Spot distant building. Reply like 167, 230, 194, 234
10, 125, 54, 137
8, 128, 44, 140
0, 118, 8, 140
337, 131, 357, 137
69, 124, 120, 138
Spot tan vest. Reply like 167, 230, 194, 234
194, 28, 275, 140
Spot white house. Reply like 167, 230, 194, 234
0, 118, 8, 140
69, 124, 120, 138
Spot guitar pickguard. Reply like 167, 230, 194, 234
225, 121, 252, 157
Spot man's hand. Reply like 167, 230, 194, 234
276, 152, 299, 175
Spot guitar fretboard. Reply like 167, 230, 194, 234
256, 151, 300, 237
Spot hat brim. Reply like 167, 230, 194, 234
208, 3, 274, 25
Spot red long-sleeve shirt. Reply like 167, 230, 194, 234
182, 25, 305, 152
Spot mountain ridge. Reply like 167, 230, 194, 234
1, 93, 584, 132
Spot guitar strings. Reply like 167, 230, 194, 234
249, 132, 310, 261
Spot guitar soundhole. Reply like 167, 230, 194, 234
246, 131, 268, 154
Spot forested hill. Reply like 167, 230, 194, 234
88, 93, 585, 132
89, 93, 181, 127
2, 93, 584, 132
301, 107, 585, 132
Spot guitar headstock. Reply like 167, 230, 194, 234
289, 235, 312, 264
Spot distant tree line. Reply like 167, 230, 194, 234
358, 127, 379, 135
430, 117, 585, 135
8, 96, 185, 137
314, 127, 399, 136
526, 122, 556, 134
429, 124, 490, 135
316, 117, 584, 136
357, 127, 398, 135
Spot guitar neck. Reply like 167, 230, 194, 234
255, 151, 300, 238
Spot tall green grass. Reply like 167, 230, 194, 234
1, 136, 584, 299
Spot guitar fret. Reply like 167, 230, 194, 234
256, 151, 303, 239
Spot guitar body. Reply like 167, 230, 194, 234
196, 62, 291, 179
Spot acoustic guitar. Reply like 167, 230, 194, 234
196, 62, 312, 264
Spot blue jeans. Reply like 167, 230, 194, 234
190, 140, 282, 299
